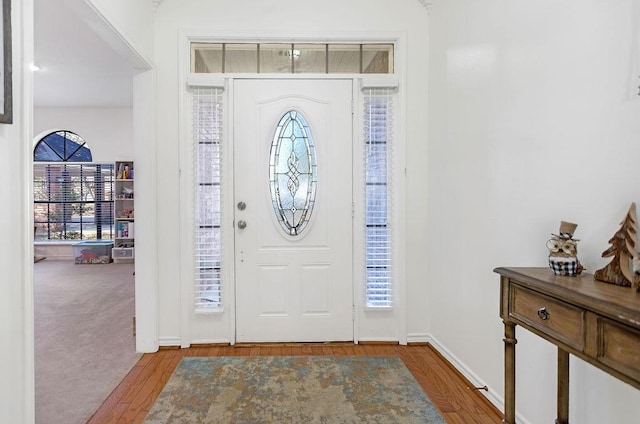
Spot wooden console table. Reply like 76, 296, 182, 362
495, 267, 640, 423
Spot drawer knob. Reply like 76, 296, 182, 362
537, 307, 549, 320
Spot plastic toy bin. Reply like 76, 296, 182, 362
112, 247, 134, 260
73, 241, 113, 264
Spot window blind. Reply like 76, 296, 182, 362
193, 87, 224, 310
364, 88, 393, 308
33, 163, 114, 240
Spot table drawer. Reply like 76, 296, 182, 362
596, 318, 640, 382
510, 284, 585, 351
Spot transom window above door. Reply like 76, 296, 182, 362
191, 43, 394, 74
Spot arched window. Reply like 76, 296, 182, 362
34, 130, 93, 162
33, 131, 114, 241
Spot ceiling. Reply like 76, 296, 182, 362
34, 0, 136, 107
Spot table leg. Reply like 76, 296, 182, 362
503, 321, 517, 424
556, 348, 569, 424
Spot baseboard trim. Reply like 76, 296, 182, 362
190, 342, 231, 348
426, 334, 531, 424
357, 337, 398, 344
426, 335, 490, 390
191, 339, 232, 346
407, 333, 430, 344
159, 338, 232, 348
158, 336, 182, 347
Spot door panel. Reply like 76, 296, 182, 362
234, 79, 353, 342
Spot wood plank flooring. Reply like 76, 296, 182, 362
87, 343, 502, 424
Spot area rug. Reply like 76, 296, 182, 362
144, 355, 445, 423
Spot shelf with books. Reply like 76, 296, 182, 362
114, 161, 135, 263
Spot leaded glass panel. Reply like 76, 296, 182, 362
269, 111, 317, 236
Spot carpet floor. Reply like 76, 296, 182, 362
144, 356, 446, 424
34, 260, 140, 424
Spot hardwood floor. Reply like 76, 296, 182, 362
87, 343, 502, 424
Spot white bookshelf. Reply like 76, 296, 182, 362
113, 161, 135, 263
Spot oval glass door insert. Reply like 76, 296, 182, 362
269, 111, 317, 236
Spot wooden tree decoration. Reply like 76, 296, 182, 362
594, 203, 639, 289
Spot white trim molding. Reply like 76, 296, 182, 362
407, 333, 430, 344
426, 334, 533, 424
360, 75, 400, 90
191, 338, 232, 345
186, 74, 226, 89
158, 336, 182, 347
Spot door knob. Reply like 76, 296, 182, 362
237, 201, 246, 211
237, 220, 247, 229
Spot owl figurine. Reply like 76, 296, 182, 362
547, 221, 583, 276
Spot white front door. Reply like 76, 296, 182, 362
234, 79, 353, 342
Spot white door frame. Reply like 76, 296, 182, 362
179, 32, 408, 347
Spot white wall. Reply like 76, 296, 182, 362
153, 0, 430, 345
132, 70, 159, 353
1, 0, 34, 422
81, 0, 158, 353
428, 0, 640, 422
34, 107, 134, 161
60, 1, 157, 351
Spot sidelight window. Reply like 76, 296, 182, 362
193, 87, 224, 310
364, 88, 394, 308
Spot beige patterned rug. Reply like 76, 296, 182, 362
144, 355, 445, 423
